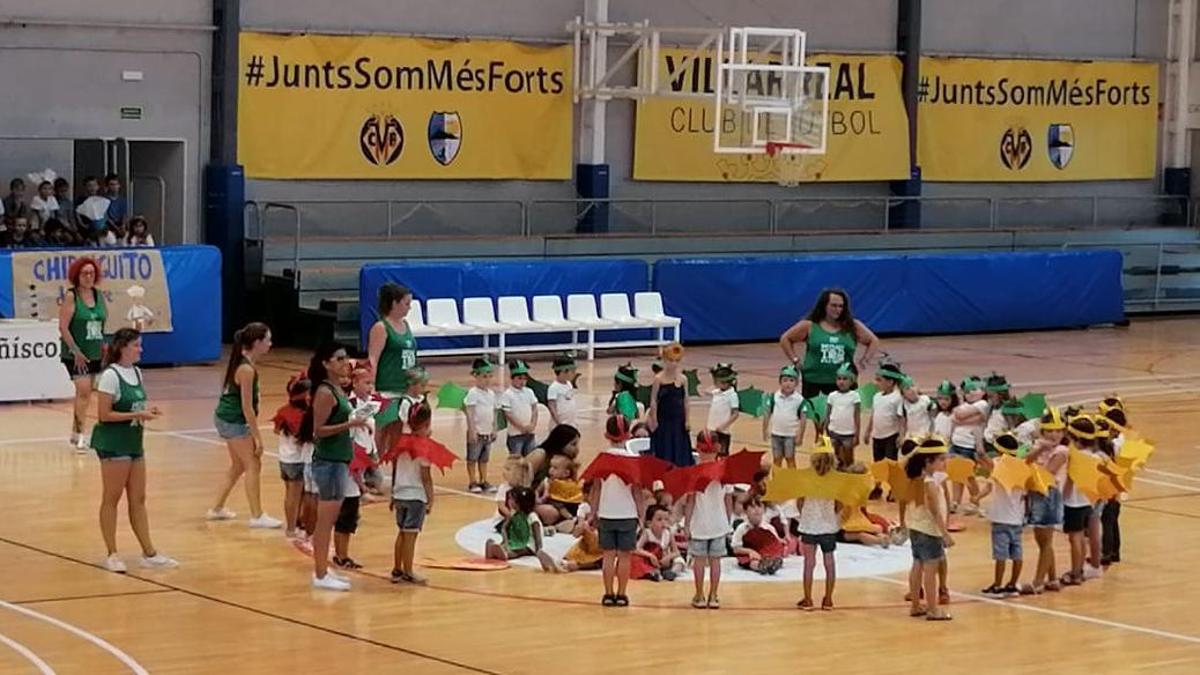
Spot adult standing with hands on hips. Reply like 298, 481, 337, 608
208, 322, 282, 529
59, 256, 107, 452
368, 283, 419, 399
91, 327, 177, 573
779, 288, 881, 399
301, 342, 370, 592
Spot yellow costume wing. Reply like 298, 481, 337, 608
947, 456, 976, 484
1067, 449, 1104, 503
991, 455, 1032, 493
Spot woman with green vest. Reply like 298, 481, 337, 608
779, 288, 881, 399
58, 256, 107, 452
91, 327, 177, 573
299, 342, 368, 592
209, 322, 282, 529
367, 282, 419, 398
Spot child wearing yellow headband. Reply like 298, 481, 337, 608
1025, 408, 1069, 593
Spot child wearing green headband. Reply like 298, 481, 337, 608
465, 357, 498, 493
901, 377, 934, 437
763, 365, 804, 468
501, 360, 539, 457
948, 376, 992, 515
866, 362, 907, 476
706, 363, 740, 456
826, 362, 862, 468
983, 373, 1014, 452
932, 380, 959, 440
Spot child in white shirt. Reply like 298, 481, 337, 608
762, 365, 804, 468
588, 414, 646, 608
501, 359, 539, 457
546, 354, 578, 427
902, 379, 934, 437
706, 362, 740, 456
976, 432, 1027, 596
465, 358, 498, 493
825, 362, 862, 468
685, 430, 733, 609
866, 362, 907, 462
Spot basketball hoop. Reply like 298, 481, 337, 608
766, 141, 815, 187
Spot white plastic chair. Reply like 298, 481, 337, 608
566, 294, 614, 328
462, 297, 510, 361
424, 298, 475, 335
531, 295, 581, 330
497, 296, 552, 331
600, 293, 654, 327
405, 300, 443, 337
634, 291, 682, 342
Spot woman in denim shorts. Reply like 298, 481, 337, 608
300, 343, 370, 592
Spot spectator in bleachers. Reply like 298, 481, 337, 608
104, 173, 128, 234
43, 218, 80, 246
3, 216, 37, 248
53, 177, 75, 224
3, 178, 30, 227
75, 176, 104, 234
30, 180, 60, 229
126, 215, 155, 247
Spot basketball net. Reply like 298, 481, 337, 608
766, 141, 817, 187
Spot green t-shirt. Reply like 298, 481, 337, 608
214, 359, 259, 424
313, 383, 353, 463
801, 323, 857, 385
375, 319, 418, 394
64, 289, 107, 361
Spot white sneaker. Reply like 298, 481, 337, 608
141, 553, 179, 569
75, 434, 89, 453
104, 554, 127, 573
206, 507, 237, 521
312, 573, 350, 591
1083, 564, 1104, 580
326, 568, 350, 583
249, 514, 283, 529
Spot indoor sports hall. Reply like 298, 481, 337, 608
1, 2, 1199, 674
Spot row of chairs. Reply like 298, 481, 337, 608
404, 292, 681, 361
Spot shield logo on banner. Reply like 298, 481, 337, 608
359, 114, 405, 166
999, 127, 1032, 170
1047, 123, 1074, 170
428, 112, 463, 166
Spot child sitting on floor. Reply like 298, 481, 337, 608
631, 504, 683, 581
538, 500, 604, 573
487, 486, 544, 561
536, 454, 584, 533
732, 497, 785, 575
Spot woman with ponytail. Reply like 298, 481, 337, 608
301, 343, 370, 591
208, 322, 281, 528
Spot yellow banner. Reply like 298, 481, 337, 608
917, 57, 1158, 181
12, 250, 173, 333
633, 52, 910, 182
238, 32, 573, 180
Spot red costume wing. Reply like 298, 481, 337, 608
272, 405, 304, 437
350, 443, 376, 474
721, 450, 766, 484
663, 462, 724, 497
381, 434, 457, 472
580, 454, 641, 485
742, 527, 785, 558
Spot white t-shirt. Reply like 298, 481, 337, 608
731, 520, 779, 550
344, 469, 362, 499
465, 386, 497, 435
826, 390, 861, 436
871, 390, 904, 439
903, 395, 933, 436
688, 481, 732, 540
987, 484, 1025, 526
392, 454, 431, 502
1064, 449, 1102, 508
933, 411, 954, 439
707, 387, 739, 431
951, 400, 990, 448
97, 364, 141, 401
1015, 418, 1040, 446
546, 381, 578, 426
768, 390, 805, 436
500, 386, 538, 431
984, 408, 1009, 444
597, 447, 638, 520
493, 482, 513, 519
796, 497, 840, 535
277, 435, 314, 464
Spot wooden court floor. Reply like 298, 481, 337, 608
2, 317, 1200, 674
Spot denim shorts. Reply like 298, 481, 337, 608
990, 522, 1023, 561
506, 433, 537, 457
770, 435, 797, 460
310, 459, 349, 501
801, 532, 838, 553
688, 536, 727, 558
279, 461, 304, 482
910, 530, 946, 562
598, 517, 638, 551
302, 463, 318, 494
1028, 487, 1064, 528
393, 499, 427, 531
213, 414, 252, 440
467, 435, 493, 463
950, 444, 976, 460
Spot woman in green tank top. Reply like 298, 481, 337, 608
209, 322, 282, 529
58, 256, 108, 451
779, 288, 881, 399
299, 343, 369, 591
91, 328, 177, 573
367, 282, 419, 397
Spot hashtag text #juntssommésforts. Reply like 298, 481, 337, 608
922, 76, 1152, 107
245, 55, 567, 95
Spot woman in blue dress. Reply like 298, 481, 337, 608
648, 343, 694, 467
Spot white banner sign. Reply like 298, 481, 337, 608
0, 319, 75, 401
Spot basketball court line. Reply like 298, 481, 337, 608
0, 598, 149, 675
0, 537, 501, 675
0, 631, 55, 675
12, 589, 176, 607
864, 575, 1200, 646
